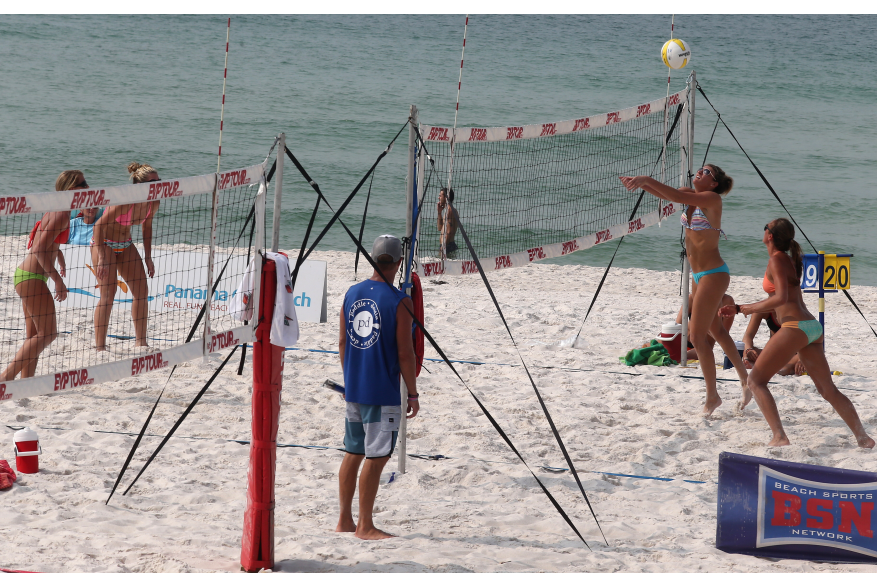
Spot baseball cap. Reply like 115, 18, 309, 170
372, 234, 403, 263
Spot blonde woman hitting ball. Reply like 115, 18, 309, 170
620, 165, 748, 416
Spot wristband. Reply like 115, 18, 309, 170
407, 395, 419, 400
735, 304, 741, 314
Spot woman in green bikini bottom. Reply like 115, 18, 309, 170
720, 218, 874, 448
1, 171, 79, 381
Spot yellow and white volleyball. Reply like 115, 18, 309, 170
661, 39, 691, 69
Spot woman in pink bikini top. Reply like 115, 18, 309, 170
89, 162, 162, 352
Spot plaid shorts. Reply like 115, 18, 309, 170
344, 402, 401, 459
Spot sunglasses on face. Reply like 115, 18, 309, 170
696, 167, 714, 177
764, 224, 773, 234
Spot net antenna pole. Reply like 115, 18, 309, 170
679, 69, 696, 368
204, 16, 231, 359
398, 105, 419, 475
659, 14, 674, 228
271, 133, 286, 252
442, 14, 468, 268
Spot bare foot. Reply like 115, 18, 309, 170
335, 518, 356, 533
703, 397, 722, 417
354, 526, 395, 540
737, 386, 753, 411
768, 433, 791, 447
857, 436, 875, 449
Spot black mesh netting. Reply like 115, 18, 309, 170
0, 181, 259, 380
417, 103, 684, 263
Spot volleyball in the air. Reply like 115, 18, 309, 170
661, 39, 691, 69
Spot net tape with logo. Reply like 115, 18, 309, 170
417, 89, 688, 276
0, 162, 266, 402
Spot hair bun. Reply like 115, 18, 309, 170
127, 162, 142, 174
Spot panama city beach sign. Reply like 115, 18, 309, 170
716, 452, 877, 563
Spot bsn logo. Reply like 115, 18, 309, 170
606, 112, 621, 124
662, 203, 675, 218
668, 93, 681, 106
636, 104, 651, 117
506, 127, 523, 140
71, 189, 108, 209
595, 229, 612, 244
495, 255, 512, 270
422, 262, 442, 277
347, 298, 381, 350
540, 123, 557, 137
461, 261, 478, 274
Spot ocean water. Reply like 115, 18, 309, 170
2, 14, 876, 285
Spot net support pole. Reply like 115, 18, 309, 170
271, 133, 285, 253
679, 71, 696, 368
241, 258, 283, 572
203, 174, 220, 359
398, 104, 418, 475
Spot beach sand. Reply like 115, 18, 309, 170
2, 250, 876, 573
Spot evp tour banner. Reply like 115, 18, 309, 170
716, 452, 877, 563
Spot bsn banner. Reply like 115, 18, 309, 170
717, 452, 877, 563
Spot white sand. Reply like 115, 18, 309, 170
2, 250, 877, 573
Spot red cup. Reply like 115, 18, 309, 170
14, 427, 41, 474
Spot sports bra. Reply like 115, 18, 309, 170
27, 220, 69, 249
681, 206, 726, 238
763, 270, 776, 294
116, 202, 152, 226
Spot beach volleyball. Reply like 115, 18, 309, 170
661, 38, 691, 69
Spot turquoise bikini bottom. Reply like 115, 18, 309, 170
692, 262, 730, 284
783, 319, 823, 345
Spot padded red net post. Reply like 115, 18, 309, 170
241, 258, 284, 572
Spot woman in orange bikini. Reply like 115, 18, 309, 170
620, 165, 748, 416
2, 171, 79, 381
91, 162, 160, 351
720, 218, 873, 448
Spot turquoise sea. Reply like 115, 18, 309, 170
2, 15, 876, 284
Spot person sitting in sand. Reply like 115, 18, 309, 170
676, 293, 736, 361
1, 171, 78, 381
91, 162, 160, 351
436, 187, 458, 259
719, 218, 873, 448
621, 165, 748, 416
336, 235, 420, 540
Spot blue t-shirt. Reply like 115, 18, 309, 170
342, 279, 408, 406
67, 209, 103, 245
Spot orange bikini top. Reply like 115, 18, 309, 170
763, 270, 776, 294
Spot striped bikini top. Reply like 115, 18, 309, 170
681, 206, 726, 239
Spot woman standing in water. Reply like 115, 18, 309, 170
720, 218, 873, 448
620, 165, 748, 416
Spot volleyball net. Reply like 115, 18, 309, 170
0, 161, 268, 402
413, 87, 691, 277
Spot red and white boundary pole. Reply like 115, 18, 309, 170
241, 258, 284, 572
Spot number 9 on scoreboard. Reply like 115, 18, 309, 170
801, 254, 820, 289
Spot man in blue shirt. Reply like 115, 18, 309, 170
336, 235, 419, 540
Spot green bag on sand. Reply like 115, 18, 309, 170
620, 339, 678, 367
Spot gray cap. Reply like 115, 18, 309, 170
372, 234, 402, 263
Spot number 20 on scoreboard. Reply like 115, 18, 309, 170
801, 252, 852, 291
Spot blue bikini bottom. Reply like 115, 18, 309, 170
692, 262, 730, 284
